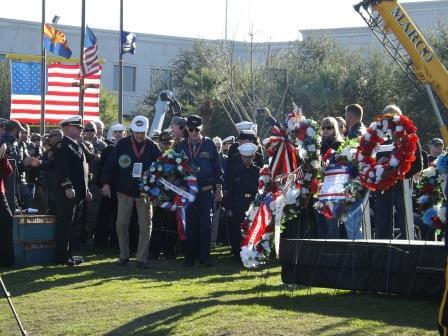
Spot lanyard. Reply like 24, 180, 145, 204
188, 138, 202, 160
131, 138, 146, 161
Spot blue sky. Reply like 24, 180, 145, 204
2, 0, 431, 42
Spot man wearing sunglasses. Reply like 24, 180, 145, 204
175, 115, 224, 267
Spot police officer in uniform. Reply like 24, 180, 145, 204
226, 143, 260, 261
175, 115, 223, 267
53, 116, 90, 266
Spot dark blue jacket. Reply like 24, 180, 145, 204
175, 137, 223, 188
101, 135, 162, 197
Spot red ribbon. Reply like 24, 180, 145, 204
131, 138, 146, 161
242, 203, 271, 247
267, 125, 297, 178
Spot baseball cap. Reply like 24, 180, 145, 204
130, 116, 149, 132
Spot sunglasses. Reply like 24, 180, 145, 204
188, 128, 201, 133
112, 130, 123, 133
322, 126, 334, 131
84, 129, 95, 133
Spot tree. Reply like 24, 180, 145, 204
99, 87, 119, 126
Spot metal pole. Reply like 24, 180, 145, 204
40, 0, 46, 135
118, 0, 123, 123
78, 0, 86, 121
225, 0, 228, 42
0, 276, 27, 335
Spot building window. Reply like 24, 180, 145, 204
113, 65, 136, 91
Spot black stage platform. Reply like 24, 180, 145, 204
280, 238, 446, 298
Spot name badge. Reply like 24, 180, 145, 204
199, 151, 210, 159
132, 163, 143, 178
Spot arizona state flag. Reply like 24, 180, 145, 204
43, 23, 72, 59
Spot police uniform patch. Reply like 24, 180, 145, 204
118, 154, 132, 168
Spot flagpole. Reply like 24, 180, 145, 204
40, 0, 46, 135
118, 0, 123, 123
79, 0, 86, 121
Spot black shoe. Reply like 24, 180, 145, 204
72, 256, 84, 265
115, 258, 129, 266
199, 259, 213, 267
136, 261, 150, 269
65, 258, 76, 266
183, 259, 194, 267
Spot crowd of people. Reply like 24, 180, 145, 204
0, 102, 445, 269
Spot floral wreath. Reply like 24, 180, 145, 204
356, 113, 418, 191
141, 149, 198, 240
415, 154, 448, 234
315, 138, 364, 219
240, 113, 322, 268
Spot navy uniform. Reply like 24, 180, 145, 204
53, 116, 89, 266
175, 115, 223, 266
226, 143, 260, 260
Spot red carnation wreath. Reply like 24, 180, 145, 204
356, 113, 418, 191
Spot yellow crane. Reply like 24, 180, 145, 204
354, 0, 448, 142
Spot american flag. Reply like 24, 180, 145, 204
82, 26, 100, 77
10, 61, 100, 124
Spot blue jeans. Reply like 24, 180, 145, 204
343, 200, 363, 240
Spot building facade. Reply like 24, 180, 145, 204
0, 0, 447, 115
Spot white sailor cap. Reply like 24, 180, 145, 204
238, 143, 257, 157
235, 121, 257, 134
238, 129, 257, 140
130, 116, 149, 132
222, 135, 235, 144
60, 115, 83, 128
110, 123, 126, 132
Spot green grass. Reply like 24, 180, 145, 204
0, 247, 441, 335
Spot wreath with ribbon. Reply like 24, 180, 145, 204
240, 112, 322, 268
356, 113, 418, 191
315, 138, 364, 219
141, 149, 198, 240
416, 164, 445, 231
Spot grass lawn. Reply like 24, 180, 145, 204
0, 247, 441, 336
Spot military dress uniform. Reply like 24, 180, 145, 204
226, 143, 260, 259
53, 117, 89, 265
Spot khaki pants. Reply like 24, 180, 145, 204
116, 192, 151, 262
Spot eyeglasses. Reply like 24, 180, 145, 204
112, 130, 123, 133
188, 128, 201, 133
84, 129, 95, 133
322, 126, 334, 131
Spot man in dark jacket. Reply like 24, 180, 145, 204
53, 116, 90, 266
101, 116, 162, 268
0, 143, 14, 267
175, 115, 223, 267
345, 103, 367, 139
226, 143, 260, 261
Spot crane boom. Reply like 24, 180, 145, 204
354, 0, 448, 142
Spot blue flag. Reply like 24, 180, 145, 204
121, 31, 136, 54
43, 24, 72, 59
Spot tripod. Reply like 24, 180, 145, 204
0, 275, 27, 335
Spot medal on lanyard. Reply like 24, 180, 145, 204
131, 139, 146, 178
188, 138, 202, 160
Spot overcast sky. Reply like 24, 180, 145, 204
1, 0, 433, 42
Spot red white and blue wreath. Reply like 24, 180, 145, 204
141, 149, 198, 240
240, 111, 322, 268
